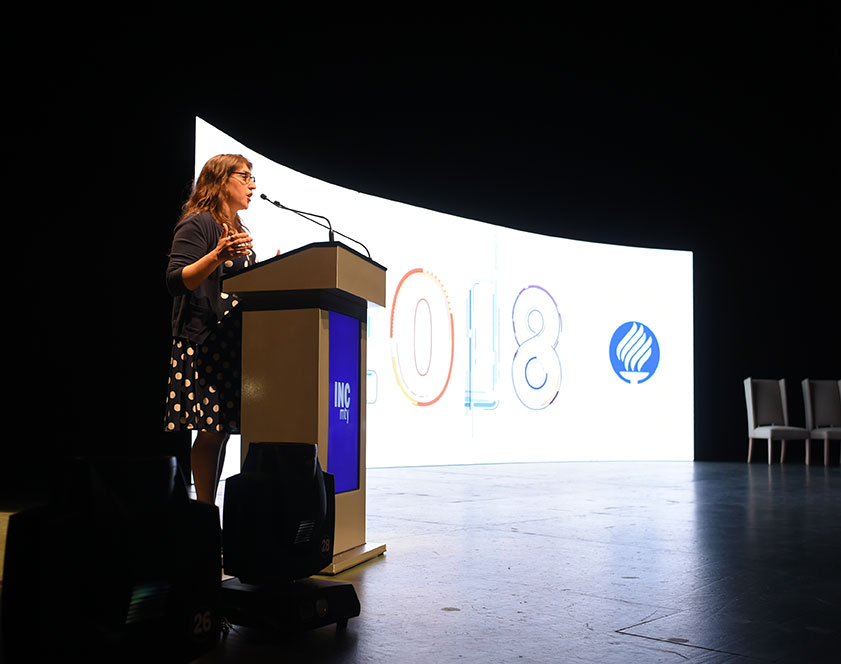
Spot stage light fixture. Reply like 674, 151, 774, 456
1, 455, 222, 663
220, 442, 361, 635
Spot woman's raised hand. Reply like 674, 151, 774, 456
218, 223, 253, 261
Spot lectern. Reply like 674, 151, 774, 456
223, 242, 387, 574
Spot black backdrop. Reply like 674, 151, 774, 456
7, 12, 839, 499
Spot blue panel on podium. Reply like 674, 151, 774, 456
328, 311, 360, 493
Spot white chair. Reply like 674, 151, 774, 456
802, 379, 841, 465
744, 378, 811, 464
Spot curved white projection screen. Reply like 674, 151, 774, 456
195, 117, 694, 467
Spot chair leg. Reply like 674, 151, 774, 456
768, 440, 773, 465
825, 440, 829, 466
781, 440, 787, 463
805, 439, 810, 466
748, 438, 754, 463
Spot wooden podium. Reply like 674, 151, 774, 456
223, 242, 387, 574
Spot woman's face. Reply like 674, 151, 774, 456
225, 167, 256, 214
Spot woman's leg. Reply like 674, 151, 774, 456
215, 439, 229, 490
191, 430, 229, 504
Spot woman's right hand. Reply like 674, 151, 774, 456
216, 223, 254, 262
179, 223, 256, 292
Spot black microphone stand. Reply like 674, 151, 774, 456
260, 194, 371, 258
261, 193, 334, 241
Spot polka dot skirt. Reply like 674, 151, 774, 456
164, 257, 250, 434
164, 313, 242, 434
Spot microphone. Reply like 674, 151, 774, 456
260, 193, 372, 258
260, 193, 335, 242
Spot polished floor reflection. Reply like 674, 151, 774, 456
198, 461, 839, 663
2, 461, 838, 662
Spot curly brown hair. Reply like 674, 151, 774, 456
179, 154, 252, 233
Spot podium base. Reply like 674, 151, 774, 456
320, 542, 387, 575
219, 576, 360, 634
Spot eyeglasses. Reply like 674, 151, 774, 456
231, 171, 256, 184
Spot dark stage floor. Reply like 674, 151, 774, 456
3, 461, 839, 662
203, 461, 840, 663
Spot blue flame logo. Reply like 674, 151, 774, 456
609, 321, 660, 384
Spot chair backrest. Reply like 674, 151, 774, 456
744, 378, 789, 432
802, 379, 841, 429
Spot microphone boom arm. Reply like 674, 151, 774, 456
332, 228, 370, 259
261, 193, 334, 242
260, 193, 371, 258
